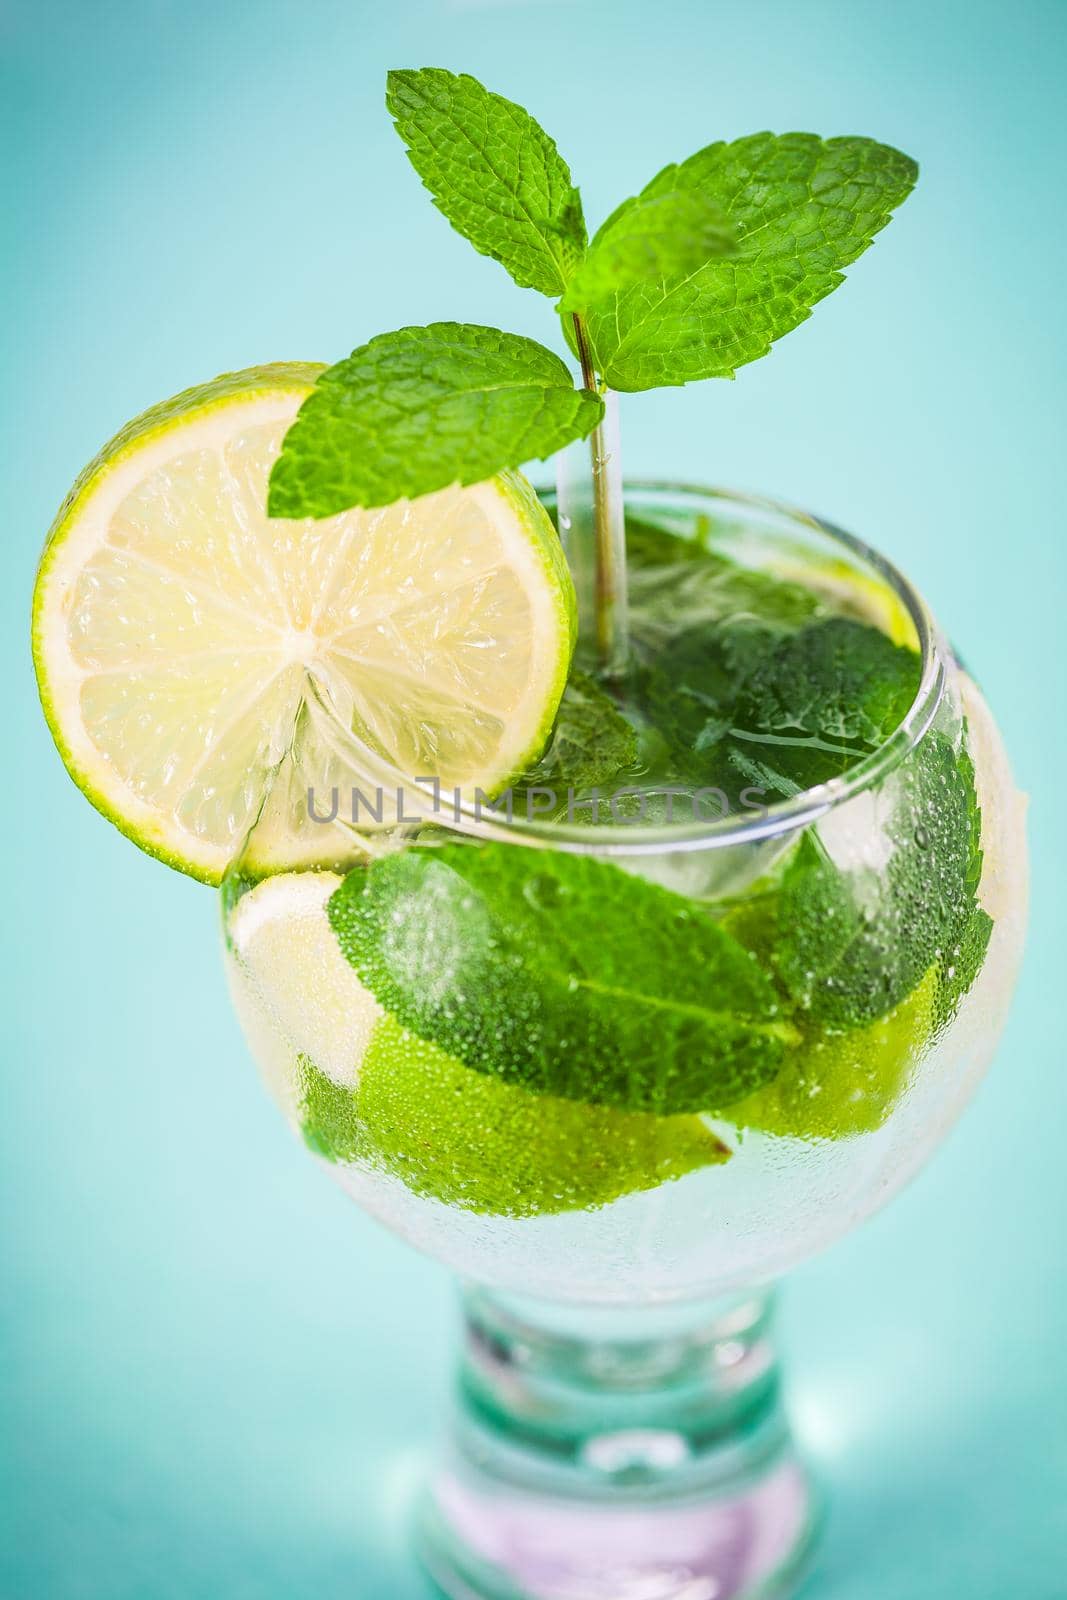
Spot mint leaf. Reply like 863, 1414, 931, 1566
268, 324, 602, 518
722, 720, 993, 1047
933, 903, 993, 1029
775, 733, 980, 1026
634, 595, 890, 792
932, 741, 993, 1027
728, 618, 920, 794
387, 68, 586, 297
560, 190, 735, 312
516, 669, 639, 794
638, 618, 781, 770
576, 133, 917, 390
327, 844, 797, 1114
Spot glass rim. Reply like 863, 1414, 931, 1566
311, 481, 949, 858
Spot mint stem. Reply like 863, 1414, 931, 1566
570, 314, 629, 676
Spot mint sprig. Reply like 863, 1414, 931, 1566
271, 66, 917, 669
268, 323, 602, 517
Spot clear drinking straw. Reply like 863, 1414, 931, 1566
555, 388, 629, 677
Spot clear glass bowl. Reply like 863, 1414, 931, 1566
223, 482, 1027, 1299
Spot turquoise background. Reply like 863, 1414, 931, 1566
3, 0, 1064, 1594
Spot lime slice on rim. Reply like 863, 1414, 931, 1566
225, 872, 729, 1218
32, 364, 575, 883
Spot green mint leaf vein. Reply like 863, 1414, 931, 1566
268, 323, 602, 518
387, 67, 586, 297
327, 844, 797, 1115
578, 133, 918, 390
560, 189, 736, 312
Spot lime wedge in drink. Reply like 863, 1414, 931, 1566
32, 365, 576, 882
727, 966, 938, 1140
226, 872, 729, 1217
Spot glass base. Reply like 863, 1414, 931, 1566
417, 1289, 820, 1600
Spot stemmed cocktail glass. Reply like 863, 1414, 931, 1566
222, 482, 1027, 1600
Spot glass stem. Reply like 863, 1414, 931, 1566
454, 1286, 784, 1467
562, 314, 629, 677
418, 1285, 819, 1600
